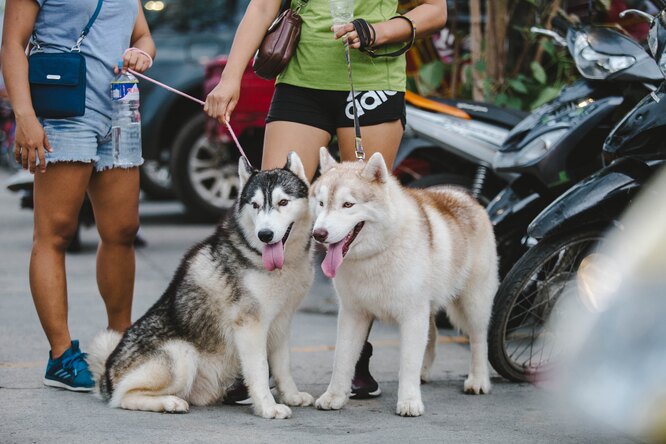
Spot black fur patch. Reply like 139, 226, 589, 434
240, 167, 308, 210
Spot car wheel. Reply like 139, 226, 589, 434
139, 158, 174, 200
171, 113, 241, 220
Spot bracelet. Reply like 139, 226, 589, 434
123, 47, 153, 68
354, 15, 416, 58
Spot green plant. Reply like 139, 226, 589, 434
415, 0, 580, 111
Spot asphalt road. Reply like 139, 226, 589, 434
0, 168, 632, 443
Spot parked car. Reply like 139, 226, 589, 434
171, 57, 274, 219
138, 0, 247, 199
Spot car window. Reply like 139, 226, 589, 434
142, 0, 246, 33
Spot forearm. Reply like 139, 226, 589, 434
221, 0, 281, 84
374, 1, 447, 47
1, 43, 36, 119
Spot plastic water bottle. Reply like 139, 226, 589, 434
330, 0, 354, 32
111, 61, 142, 167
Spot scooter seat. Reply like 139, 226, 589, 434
432, 97, 528, 129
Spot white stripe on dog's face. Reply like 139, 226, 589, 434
253, 186, 298, 244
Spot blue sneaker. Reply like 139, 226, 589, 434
43, 340, 95, 392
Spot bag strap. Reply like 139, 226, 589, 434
32, 0, 104, 52
292, 0, 309, 14
72, 0, 104, 51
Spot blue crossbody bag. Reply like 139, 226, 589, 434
28, 0, 103, 118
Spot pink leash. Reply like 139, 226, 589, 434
127, 69, 251, 165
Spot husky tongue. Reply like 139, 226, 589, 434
262, 241, 285, 271
322, 239, 345, 278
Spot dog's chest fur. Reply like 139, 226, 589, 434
332, 186, 487, 322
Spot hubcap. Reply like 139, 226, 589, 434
142, 159, 172, 189
187, 135, 239, 210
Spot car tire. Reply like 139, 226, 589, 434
171, 113, 241, 221
139, 159, 174, 200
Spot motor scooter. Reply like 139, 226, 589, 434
487, 5, 666, 383
486, 18, 662, 275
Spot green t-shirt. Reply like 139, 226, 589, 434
277, 0, 407, 92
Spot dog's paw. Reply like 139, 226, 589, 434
396, 398, 424, 417
281, 391, 314, 407
257, 403, 292, 419
162, 396, 190, 413
463, 374, 491, 395
315, 391, 347, 411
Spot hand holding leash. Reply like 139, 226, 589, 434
204, 79, 240, 125
128, 69, 250, 166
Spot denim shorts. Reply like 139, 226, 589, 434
40, 108, 143, 172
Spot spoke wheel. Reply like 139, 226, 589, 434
488, 229, 604, 382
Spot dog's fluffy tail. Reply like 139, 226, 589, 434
88, 330, 122, 388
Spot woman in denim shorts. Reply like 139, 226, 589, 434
1, 0, 155, 392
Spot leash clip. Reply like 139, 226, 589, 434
355, 138, 365, 161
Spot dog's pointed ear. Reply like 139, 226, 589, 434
238, 156, 254, 190
319, 147, 338, 173
362, 152, 389, 183
285, 151, 308, 185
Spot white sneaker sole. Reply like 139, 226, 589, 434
350, 387, 382, 398
43, 378, 93, 392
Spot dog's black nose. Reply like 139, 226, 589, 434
312, 228, 328, 243
258, 229, 274, 243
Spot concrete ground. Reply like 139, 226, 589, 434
0, 168, 632, 443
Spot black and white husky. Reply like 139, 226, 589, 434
88, 153, 314, 419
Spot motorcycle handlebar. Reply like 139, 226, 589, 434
530, 27, 567, 47
619, 9, 654, 21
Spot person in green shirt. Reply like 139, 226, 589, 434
205, 0, 447, 400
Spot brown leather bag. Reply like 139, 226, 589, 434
253, 3, 306, 80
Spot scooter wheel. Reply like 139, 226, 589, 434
488, 228, 604, 382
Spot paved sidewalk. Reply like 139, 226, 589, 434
0, 169, 630, 443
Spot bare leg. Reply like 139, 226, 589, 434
31, 163, 93, 358
262, 121, 331, 180
87, 167, 140, 333
336, 119, 403, 168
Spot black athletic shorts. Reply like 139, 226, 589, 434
266, 83, 406, 135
